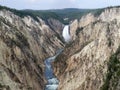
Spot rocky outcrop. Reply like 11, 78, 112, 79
69, 13, 97, 41
79, 13, 97, 28
70, 19, 78, 40
47, 18, 65, 43
99, 7, 120, 22
47, 18, 64, 35
0, 9, 64, 90
53, 7, 120, 90
69, 7, 120, 41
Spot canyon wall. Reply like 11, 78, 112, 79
54, 7, 120, 90
0, 9, 64, 90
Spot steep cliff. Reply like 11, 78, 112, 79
0, 8, 64, 90
54, 7, 120, 90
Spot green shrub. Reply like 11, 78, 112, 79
101, 46, 120, 90
76, 27, 83, 35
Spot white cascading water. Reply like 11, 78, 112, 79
62, 25, 71, 43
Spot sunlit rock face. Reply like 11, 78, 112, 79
70, 19, 79, 40
0, 9, 64, 90
53, 7, 120, 90
62, 25, 71, 43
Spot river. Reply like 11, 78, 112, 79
44, 25, 70, 90
44, 49, 63, 90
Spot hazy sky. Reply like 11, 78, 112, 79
0, 0, 120, 10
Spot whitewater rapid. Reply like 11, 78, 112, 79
44, 49, 63, 90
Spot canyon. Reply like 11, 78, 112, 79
0, 5, 120, 90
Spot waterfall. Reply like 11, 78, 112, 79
62, 25, 71, 43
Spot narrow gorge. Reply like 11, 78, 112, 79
0, 5, 120, 90
45, 25, 71, 90
44, 50, 60, 90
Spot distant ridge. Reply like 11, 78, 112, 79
1, 5, 120, 24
